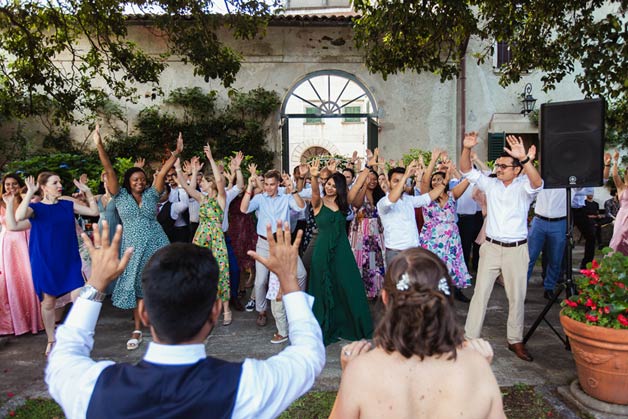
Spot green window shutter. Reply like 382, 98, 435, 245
488, 132, 505, 161
305, 107, 321, 124
343, 105, 361, 122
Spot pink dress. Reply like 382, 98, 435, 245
0, 206, 43, 335
609, 189, 628, 256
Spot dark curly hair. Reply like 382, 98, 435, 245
374, 247, 464, 360
122, 167, 147, 192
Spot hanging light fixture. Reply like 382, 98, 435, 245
521, 83, 537, 115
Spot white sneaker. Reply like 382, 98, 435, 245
245, 299, 255, 312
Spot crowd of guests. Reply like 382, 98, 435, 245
0, 125, 627, 418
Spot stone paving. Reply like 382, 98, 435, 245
0, 246, 590, 416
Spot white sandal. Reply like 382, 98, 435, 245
126, 330, 143, 351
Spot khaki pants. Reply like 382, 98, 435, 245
464, 241, 529, 344
271, 299, 288, 337
254, 237, 306, 313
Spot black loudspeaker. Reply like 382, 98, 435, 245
540, 98, 605, 189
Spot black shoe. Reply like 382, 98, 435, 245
454, 288, 471, 303
543, 289, 555, 300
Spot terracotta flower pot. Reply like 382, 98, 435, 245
560, 312, 628, 405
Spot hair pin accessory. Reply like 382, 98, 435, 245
396, 273, 411, 291
438, 277, 450, 296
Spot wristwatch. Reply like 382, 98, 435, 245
79, 284, 107, 302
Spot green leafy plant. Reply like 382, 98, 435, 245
105, 87, 279, 171
561, 250, 628, 329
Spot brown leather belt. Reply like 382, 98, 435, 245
486, 237, 527, 248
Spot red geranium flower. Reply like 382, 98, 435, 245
591, 260, 600, 269
615, 282, 626, 289
618, 314, 628, 327
604, 306, 610, 314
564, 299, 578, 308
585, 313, 599, 322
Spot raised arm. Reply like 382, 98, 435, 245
93, 125, 119, 196
296, 164, 309, 192
348, 149, 378, 207
421, 148, 442, 194
2, 195, 31, 231
15, 176, 37, 221
175, 158, 203, 202
66, 179, 99, 217
612, 150, 624, 192
470, 150, 490, 173
504, 136, 542, 189
460, 132, 478, 174
231, 151, 245, 190
240, 164, 257, 213
388, 160, 418, 204
204, 143, 226, 209
155, 133, 184, 194
309, 158, 322, 212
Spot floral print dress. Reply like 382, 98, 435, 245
194, 196, 230, 302
348, 197, 386, 299
419, 192, 471, 289
112, 187, 170, 309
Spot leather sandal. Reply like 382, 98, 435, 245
223, 311, 233, 326
126, 330, 143, 351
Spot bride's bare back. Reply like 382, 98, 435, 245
330, 346, 505, 419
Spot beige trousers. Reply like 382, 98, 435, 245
464, 241, 529, 344
271, 299, 288, 337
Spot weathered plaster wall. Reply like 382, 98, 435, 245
88, 23, 459, 167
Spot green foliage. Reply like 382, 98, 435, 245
0, 124, 29, 169
401, 148, 432, 168
562, 250, 628, 329
352, 0, 476, 83
4, 153, 102, 193
0, 1, 278, 124
4, 154, 134, 194
351, 1, 627, 138
104, 87, 280, 171
6, 398, 65, 419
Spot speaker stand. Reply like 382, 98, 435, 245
523, 188, 578, 350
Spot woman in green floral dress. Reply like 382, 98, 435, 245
175, 145, 231, 325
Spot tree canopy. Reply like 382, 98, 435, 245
352, 0, 627, 103
0, 0, 278, 123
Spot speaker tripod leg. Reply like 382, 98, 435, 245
523, 282, 569, 347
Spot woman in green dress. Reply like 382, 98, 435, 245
175, 145, 231, 326
307, 158, 373, 345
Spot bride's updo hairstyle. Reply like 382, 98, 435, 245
374, 248, 464, 360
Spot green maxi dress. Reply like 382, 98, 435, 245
308, 205, 373, 345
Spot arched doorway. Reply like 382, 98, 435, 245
280, 70, 379, 172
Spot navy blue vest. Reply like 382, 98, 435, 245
87, 357, 243, 419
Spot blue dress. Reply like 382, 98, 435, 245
112, 187, 169, 309
28, 200, 84, 300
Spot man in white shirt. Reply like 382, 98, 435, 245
377, 161, 446, 266
166, 167, 190, 242
46, 221, 325, 419
461, 133, 543, 362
